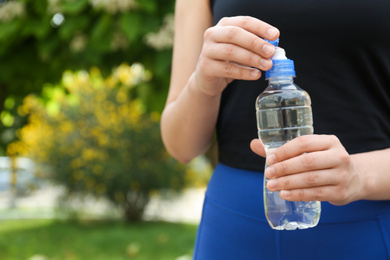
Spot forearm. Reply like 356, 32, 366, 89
161, 73, 221, 163
353, 147, 390, 201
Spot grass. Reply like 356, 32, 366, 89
0, 219, 198, 260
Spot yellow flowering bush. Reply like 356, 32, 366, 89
7, 63, 188, 221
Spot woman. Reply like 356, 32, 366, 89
161, 0, 390, 259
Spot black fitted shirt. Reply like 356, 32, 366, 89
211, 0, 390, 171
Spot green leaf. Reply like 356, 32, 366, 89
58, 16, 90, 40
31, 0, 48, 14
119, 13, 142, 42
21, 18, 51, 39
59, 0, 89, 15
136, 0, 157, 13
154, 50, 172, 77
0, 20, 20, 41
90, 14, 111, 40
140, 16, 160, 35
37, 36, 61, 59
4, 97, 15, 110
0, 111, 15, 127
90, 14, 113, 51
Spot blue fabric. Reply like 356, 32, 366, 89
193, 163, 390, 259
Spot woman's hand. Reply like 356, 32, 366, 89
194, 16, 279, 97
250, 135, 363, 206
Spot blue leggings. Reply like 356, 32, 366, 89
193, 163, 390, 260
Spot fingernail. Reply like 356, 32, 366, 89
267, 154, 276, 164
265, 166, 275, 178
281, 190, 291, 198
250, 69, 260, 78
262, 43, 275, 56
266, 28, 279, 38
268, 179, 277, 189
259, 58, 271, 69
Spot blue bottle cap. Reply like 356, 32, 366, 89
265, 59, 296, 79
264, 39, 296, 79
264, 38, 279, 47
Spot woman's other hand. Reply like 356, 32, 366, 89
250, 135, 363, 206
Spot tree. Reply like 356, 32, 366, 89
0, 0, 175, 153
7, 64, 192, 222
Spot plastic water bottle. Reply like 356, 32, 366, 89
255, 40, 321, 230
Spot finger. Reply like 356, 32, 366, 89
208, 26, 277, 59
279, 186, 332, 202
266, 168, 339, 192
267, 135, 337, 165
250, 139, 266, 158
217, 16, 279, 41
279, 185, 349, 205
265, 149, 340, 178
204, 59, 261, 80
205, 42, 273, 71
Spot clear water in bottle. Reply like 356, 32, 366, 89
256, 40, 321, 230
257, 85, 321, 230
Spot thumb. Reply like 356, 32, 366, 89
250, 139, 266, 158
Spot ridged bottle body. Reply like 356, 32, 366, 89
256, 79, 321, 230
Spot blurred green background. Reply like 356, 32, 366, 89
0, 0, 213, 259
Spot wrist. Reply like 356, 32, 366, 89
189, 72, 226, 98
349, 150, 388, 201
350, 154, 368, 202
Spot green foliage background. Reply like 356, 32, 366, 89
0, 0, 213, 223
7, 64, 191, 221
0, 0, 175, 153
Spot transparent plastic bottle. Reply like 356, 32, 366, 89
256, 40, 321, 230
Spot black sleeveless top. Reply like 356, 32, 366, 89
211, 0, 390, 171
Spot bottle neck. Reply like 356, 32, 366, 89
268, 76, 294, 85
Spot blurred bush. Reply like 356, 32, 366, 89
0, 0, 174, 153
6, 63, 193, 222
